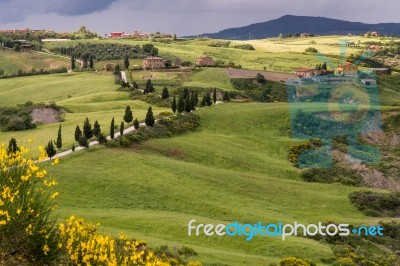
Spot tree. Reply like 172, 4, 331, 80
45, 140, 56, 159
256, 73, 266, 83
124, 55, 130, 70
120, 122, 124, 137
133, 118, 140, 129
110, 117, 115, 139
114, 64, 121, 75
144, 79, 154, 94
7, 138, 19, 155
13, 43, 20, 52
184, 95, 192, 112
203, 93, 212, 106
93, 120, 101, 137
71, 55, 76, 70
322, 62, 327, 70
177, 95, 184, 113
123, 106, 133, 124
190, 91, 197, 111
83, 117, 93, 139
89, 55, 94, 69
74, 125, 82, 142
97, 133, 107, 144
212, 88, 217, 104
78, 136, 88, 148
145, 107, 155, 127
173, 34, 177, 41
171, 95, 177, 113
223, 91, 231, 102
72, 143, 75, 152
162, 87, 169, 99
55, 125, 62, 150
182, 88, 189, 99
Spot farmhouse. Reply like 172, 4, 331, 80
142, 56, 167, 69
293, 67, 315, 78
196, 56, 216, 66
20, 44, 33, 51
109, 32, 124, 38
337, 62, 358, 75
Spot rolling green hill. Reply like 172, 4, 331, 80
47, 103, 396, 265
0, 49, 70, 75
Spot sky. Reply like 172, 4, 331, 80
0, 0, 398, 36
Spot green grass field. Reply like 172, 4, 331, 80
2, 36, 399, 265
0, 72, 169, 156
46, 103, 395, 265
0, 49, 70, 75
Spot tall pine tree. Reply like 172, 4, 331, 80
93, 120, 101, 137
74, 125, 82, 142
55, 125, 62, 150
110, 117, 115, 139
171, 95, 177, 113
162, 87, 169, 99
89, 55, 94, 69
212, 88, 217, 104
124, 55, 130, 70
184, 95, 192, 112
177, 95, 184, 113
45, 140, 56, 159
120, 122, 124, 136
145, 107, 155, 127
83, 117, 93, 139
123, 106, 133, 124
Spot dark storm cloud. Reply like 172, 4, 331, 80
50, 0, 118, 16
0, 0, 399, 35
0, 0, 117, 23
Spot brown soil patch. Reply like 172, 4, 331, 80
225, 68, 297, 82
30, 107, 60, 125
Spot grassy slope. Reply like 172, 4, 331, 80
183, 68, 236, 90
0, 49, 70, 75
0, 72, 169, 156
47, 103, 391, 265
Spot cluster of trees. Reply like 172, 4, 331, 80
0, 66, 68, 79
53, 43, 158, 62
231, 76, 286, 102
232, 44, 255, 50
0, 26, 99, 43
171, 88, 230, 113
171, 88, 198, 113
304, 47, 318, 53
0, 105, 36, 131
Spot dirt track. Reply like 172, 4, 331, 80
225, 68, 296, 82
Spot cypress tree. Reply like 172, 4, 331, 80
124, 55, 130, 70
120, 122, 124, 136
190, 91, 196, 110
74, 125, 82, 142
78, 136, 88, 148
45, 140, 56, 158
184, 95, 192, 112
55, 125, 62, 150
71, 55, 76, 70
133, 118, 140, 129
162, 87, 169, 99
223, 91, 231, 102
98, 134, 107, 144
204, 93, 212, 106
194, 91, 199, 105
89, 55, 94, 69
200, 97, 206, 107
93, 120, 101, 138
72, 143, 75, 152
177, 95, 184, 113
114, 64, 121, 75
83, 117, 93, 139
110, 117, 115, 139
171, 95, 177, 113
7, 138, 19, 155
145, 107, 155, 127
212, 88, 217, 103
123, 106, 133, 124
182, 88, 189, 99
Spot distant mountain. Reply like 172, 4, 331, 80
195, 15, 400, 40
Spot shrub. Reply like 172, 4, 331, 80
348, 191, 400, 217
0, 145, 60, 264
305, 47, 318, 53
279, 257, 310, 266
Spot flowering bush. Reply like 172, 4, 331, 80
58, 216, 170, 266
0, 144, 60, 264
